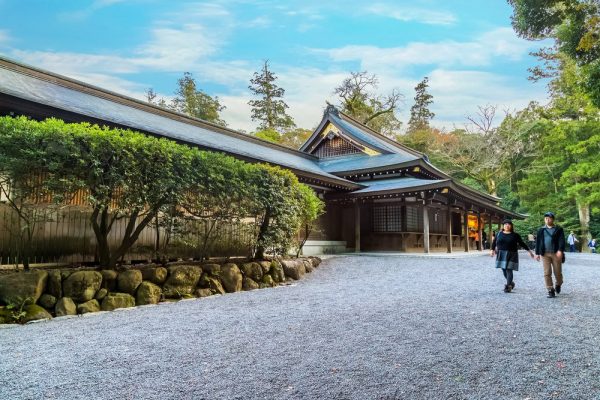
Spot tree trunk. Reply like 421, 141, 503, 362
255, 207, 271, 260
577, 201, 591, 253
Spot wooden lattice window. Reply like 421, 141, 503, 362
313, 136, 361, 158
373, 205, 403, 232
406, 206, 423, 232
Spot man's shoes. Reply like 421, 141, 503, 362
555, 285, 561, 294
547, 289, 556, 298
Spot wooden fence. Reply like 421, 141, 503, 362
0, 204, 255, 265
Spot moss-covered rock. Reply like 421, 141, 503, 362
281, 260, 305, 280
141, 267, 168, 285
101, 293, 135, 311
62, 271, 102, 303
136, 281, 162, 305
22, 304, 52, 323
163, 265, 203, 298
94, 288, 108, 301
100, 270, 118, 291
38, 294, 57, 310
302, 259, 314, 273
198, 274, 225, 295
117, 270, 143, 295
242, 277, 260, 291
201, 263, 221, 276
262, 274, 275, 287
241, 262, 263, 282
269, 260, 285, 283
47, 271, 62, 298
220, 263, 243, 293
195, 288, 213, 298
258, 261, 272, 275
55, 297, 77, 317
77, 299, 101, 314
0, 270, 48, 305
309, 256, 322, 268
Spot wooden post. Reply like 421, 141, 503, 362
477, 211, 483, 251
488, 216, 493, 250
423, 205, 430, 254
354, 200, 361, 253
446, 205, 453, 253
464, 211, 470, 252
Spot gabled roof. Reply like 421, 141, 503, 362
300, 105, 423, 158
0, 56, 359, 190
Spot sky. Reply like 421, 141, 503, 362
0, 0, 551, 133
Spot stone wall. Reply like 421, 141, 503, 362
0, 257, 321, 324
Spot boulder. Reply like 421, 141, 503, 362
201, 263, 221, 276
38, 294, 57, 310
302, 259, 314, 273
195, 288, 213, 298
0, 270, 48, 305
95, 288, 108, 301
141, 267, 168, 285
60, 271, 72, 281
117, 270, 143, 295
55, 297, 77, 317
101, 293, 135, 311
281, 260, 305, 280
100, 270, 118, 291
269, 261, 285, 283
136, 281, 162, 305
62, 271, 102, 303
47, 271, 62, 298
262, 275, 275, 287
220, 263, 243, 293
22, 304, 52, 323
198, 274, 225, 295
309, 256, 322, 268
77, 299, 100, 314
163, 265, 203, 298
258, 261, 272, 275
242, 277, 260, 291
241, 262, 263, 281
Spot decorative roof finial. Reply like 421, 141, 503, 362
324, 102, 340, 117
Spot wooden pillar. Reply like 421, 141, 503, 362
477, 211, 483, 251
354, 200, 361, 253
446, 205, 453, 253
488, 216, 493, 250
423, 205, 430, 254
463, 211, 470, 252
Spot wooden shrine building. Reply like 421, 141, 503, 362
0, 57, 524, 254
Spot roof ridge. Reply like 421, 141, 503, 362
0, 55, 317, 161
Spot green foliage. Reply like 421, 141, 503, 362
248, 61, 295, 131
407, 77, 435, 133
334, 71, 403, 138
254, 129, 282, 143
6, 296, 33, 324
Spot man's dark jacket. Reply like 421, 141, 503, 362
535, 225, 566, 261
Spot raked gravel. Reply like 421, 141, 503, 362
1, 253, 600, 400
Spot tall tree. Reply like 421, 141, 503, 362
509, 0, 600, 106
248, 61, 295, 132
407, 77, 435, 133
333, 71, 403, 137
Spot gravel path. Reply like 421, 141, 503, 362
2, 253, 600, 400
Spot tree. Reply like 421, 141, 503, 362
253, 127, 312, 150
407, 77, 435, 133
146, 73, 227, 126
509, 0, 600, 106
295, 184, 325, 257
333, 71, 403, 137
248, 61, 295, 132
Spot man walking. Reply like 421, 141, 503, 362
535, 212, 566, 298
567, 231, 578, 252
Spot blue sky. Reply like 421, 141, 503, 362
0, 0, 550, 133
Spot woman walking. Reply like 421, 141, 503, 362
491, 219, 534, 292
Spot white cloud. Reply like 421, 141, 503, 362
0, 29, 10, 44
317, 27, 534, 72
366, 3, 457, 25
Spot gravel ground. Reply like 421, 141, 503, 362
1, 253, 600, 400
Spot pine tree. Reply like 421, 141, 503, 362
248, 61, 295, 132
407, 77, 435, 133
171, 72, 227, 127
